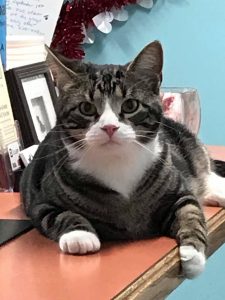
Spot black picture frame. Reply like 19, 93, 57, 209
5, 62, 57, 148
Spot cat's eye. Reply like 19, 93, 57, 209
79, 102, 97, 116
121, 99, 139, 114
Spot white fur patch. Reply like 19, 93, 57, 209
59, 230, 101, 254
179, 245, 206, 279
85, 101, 136, 145
73, 139, 161, 197
70, 102, 162, 197
203, 172, 225, 207
98, 102, 120, 128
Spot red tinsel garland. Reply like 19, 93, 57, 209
51, 0, 137, 59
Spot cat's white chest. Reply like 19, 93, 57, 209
71, 141, 161, 198
86, 158, 143, 197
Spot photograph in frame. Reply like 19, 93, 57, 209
5, 62, 57, 148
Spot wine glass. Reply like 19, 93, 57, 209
161, 87, 201, 135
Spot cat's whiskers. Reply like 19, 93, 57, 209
38, 124, 163, 162
62, 138, 87, 153
132, 140, 170, 168
78, 145, 95, 163
46, 128, 78, 132
43, 143, 87, 184
135, 129, 155, 134
39, 134, 86, 149
155, 120, 180, 133
37, 129, 87, 148
33, 139, 87, 161
135, 134, 154, 141
156, 120, 186, 148
121, 132, 151, 140
54, 123, 75, 129
42, 153, 68, 183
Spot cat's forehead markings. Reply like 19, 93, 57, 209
115, 85, 123, 98
93, 89, 101, 99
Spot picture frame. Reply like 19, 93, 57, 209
5, 62, 57, 148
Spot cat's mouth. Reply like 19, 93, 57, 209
100, 140, 121, 147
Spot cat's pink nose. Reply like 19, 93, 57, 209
101, 124, 119, 138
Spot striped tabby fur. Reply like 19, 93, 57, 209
20, 41, 225, 279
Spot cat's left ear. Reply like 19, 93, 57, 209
45, 45, 79, 89
127, 41, 163, 79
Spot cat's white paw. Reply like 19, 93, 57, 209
59, 230, 101, 254
179, 245, 206, 279
203, 172, 225, 207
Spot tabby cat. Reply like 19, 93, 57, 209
20, 41, 225, 279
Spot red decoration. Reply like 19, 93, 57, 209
51, 0, 137, 59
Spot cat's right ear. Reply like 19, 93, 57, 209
126, 41, 163, 79
45, 45, 77, 89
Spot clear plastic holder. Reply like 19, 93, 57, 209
161, 87, 201, 135
0, 149, 14, 192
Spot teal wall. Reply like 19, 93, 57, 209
85, 0, 225, 146
85, 0, 225, 298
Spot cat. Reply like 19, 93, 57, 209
20, 41, 225, 279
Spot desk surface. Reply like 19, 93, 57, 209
0, 146, 225, 300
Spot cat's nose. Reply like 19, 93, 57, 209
101, 124, 119, 138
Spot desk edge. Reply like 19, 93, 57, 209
114, 208, 225, 300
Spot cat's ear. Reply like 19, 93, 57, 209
127, 41, 163, 76
45, 45, 77, 89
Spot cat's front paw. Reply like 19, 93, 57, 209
59, 230, 101, 254
179, 245, 206, 279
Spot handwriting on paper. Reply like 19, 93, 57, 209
6, 0, 63, 45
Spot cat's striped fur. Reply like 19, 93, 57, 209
20, 41, 225, 279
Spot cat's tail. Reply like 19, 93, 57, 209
213, 159, 225, 177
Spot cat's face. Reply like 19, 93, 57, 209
47, 41, 163, 156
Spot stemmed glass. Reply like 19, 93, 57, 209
161, 87, 201, 135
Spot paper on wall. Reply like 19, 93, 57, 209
0, 55, 17, 148
6, 0, 64, 46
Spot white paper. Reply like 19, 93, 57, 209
20, 144, 39, 167
6, 35, 46, 70
6, 0, 64, 45
7, 141, 21, 171
21, 74, 56, 142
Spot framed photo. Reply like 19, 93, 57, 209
5, 62, 57, 148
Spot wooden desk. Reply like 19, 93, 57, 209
0, 146, 225, 300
